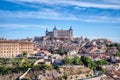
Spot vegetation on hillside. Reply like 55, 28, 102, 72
114, 52, 120, 57
62, 56, 82, 65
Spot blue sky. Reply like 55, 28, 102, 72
0, 0, 120, 42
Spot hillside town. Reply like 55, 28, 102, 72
0, 27, 120, 80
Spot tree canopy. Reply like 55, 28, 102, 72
114, 52, 120, 57
81, 55, 108, 70
62, 56, 82, 65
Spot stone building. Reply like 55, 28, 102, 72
46, 26, 73, 38
0, 40, 34, 58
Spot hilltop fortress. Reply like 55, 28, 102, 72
46, 26, 73, 39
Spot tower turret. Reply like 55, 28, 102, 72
69, 26, 73, 38
46, 28, 48, 32
45, 28, 48, 36
53, 26, 57, 37
53, 25, 57, 30
69, 26, 73, 30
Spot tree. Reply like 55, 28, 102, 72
100, 69, 106, 74
81, 55, 92, 68
0, 66, 14, 75
62, 57, 71, 64
25, 78, 31, 80
22, 51, 27, 57
114, 52, 120, 57
90, 62, 97, 70
58, 76, 62, 80
63, 73, 68, 80
95, 60, 108, 66
3, 58, 8, 66
72, 56, 81, 65
57, 49, 67, 55
42, 64, 53, 70
106, 43, 120, 52
95, 60, 108, 70
81, 55, 108, 70
22, 61, 31, 68
53, 65, 60, 70
0, 66, 6, 75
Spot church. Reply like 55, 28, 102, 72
46, 26, 73, 38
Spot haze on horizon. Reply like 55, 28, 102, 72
0, 0, 120, 42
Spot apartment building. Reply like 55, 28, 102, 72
0, 40, 34, 58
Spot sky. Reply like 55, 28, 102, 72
0, 0, 120, 42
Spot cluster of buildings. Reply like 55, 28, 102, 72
0, 27, 117, 60
102, 59, 120, 80
78, 39, 112, 54
34, 36, 112, 56
0, 27, 120, 80
33, 35, 114, 64
0, 27, 74, 58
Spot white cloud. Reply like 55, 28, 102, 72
74, 6, 86, 10
0, 24, 53, 30
6, 0, 120, 9
0, 10, 120, 23
3, 0, 120, 23
0, 9, 61, 19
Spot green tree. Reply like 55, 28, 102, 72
63, 73, 68, 80
57, 49, 67, 55
95, 60, 108, 70
62, 57, 71, 64
22, 51, 27, 57
95, 60, 108, 66
100, 69, 106, 74
22, 62, 31, 68
25, 78, 31, 80
0, 66, 14, 75
81, 55, 92, 68
72, 56, 81, 65
53, 65, 60, 70
90, 62, 97, 70
114, 52, 120, 57
58, 76, 62, 80
42, 64, 53, 70
106, 43, 120, 51
0, 66, 6, 75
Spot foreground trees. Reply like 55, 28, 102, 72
0, 56, 52, 75
0, 54, 109, 76
62, 55, 108, 70
107, 43, 120, 52
62, 57, 71, 64
57, 49, 67, 55
72, 56, 81, 65
0, 64, 53, 75
81, 55, 108, 70
81, 55, 93, 68
62, 56, 82, 65
114, 52, 120, 57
